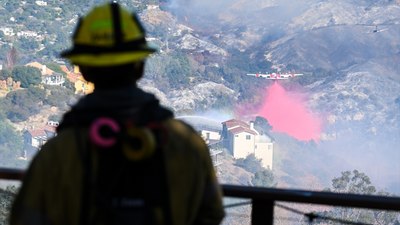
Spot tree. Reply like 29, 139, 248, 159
0, 112, 24, 167
318, 170, 398, 225
254, 116, 272, 135
0, 186, 17, 224
17, 37, 39, 52
164, 52, 191, 88
43, 85, 75, 110
3, 87, 45, 122
235, 154, 277, 187
252, 169, 277, 187
0, 69, 11, 80
235, 154, 264, 174
327, 170, 376, 194
11, 66, 42, 87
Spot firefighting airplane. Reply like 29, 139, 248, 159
246, 72, 304, 80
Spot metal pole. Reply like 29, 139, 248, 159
252, 199, 274, 225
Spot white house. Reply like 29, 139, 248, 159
177, 115, 222, 143
17, 31, 38, 37
23, 129, 48, 149
35, 1, 47, 6
0, 27, 14, 36
222, 119, 274, 169
177, 115, 224, 169
26, 62, 65, 86
200, 129, 221, 144
254, 135, 274, 169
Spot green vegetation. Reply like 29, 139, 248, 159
252, 169, 277, 187
0, 111, 25, 168
326, 170, 376, 194
0, 186, 17, 225
146, 51, 191, 89
2, 87, 45, 122
318, 170, 400, 224
1, 84, 77, 122
10, 66, 42, 88
0, 70, 11, 80
43, 85, 76, 111
235, 154, 277, 187
254, 116, 272, 135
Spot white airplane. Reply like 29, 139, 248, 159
246, 72, 304, 80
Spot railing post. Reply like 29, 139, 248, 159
252, 199, 274, 225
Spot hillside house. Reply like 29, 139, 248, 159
17, 31, 39, 38
26, 62, 65, 86
35, 1, 47, 6
177, 115, 224, 170
222, 119, 274, 169
62, 65, 94, 94
0, 27, 14, 36
22, 122, 57, 158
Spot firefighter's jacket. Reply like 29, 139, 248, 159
10, 86, 225, 225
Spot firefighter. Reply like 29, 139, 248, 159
10, 2, 225, 225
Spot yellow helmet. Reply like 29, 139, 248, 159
60, 2, 156, 66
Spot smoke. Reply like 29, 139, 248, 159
165, 0, 313, 29
257, 82, 322, 141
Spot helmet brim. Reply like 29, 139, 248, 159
60, 45, 157, 66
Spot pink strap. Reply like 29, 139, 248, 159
89, 117, 120, 147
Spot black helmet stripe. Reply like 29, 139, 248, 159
72, 17, 83, 40
111, 2, 123, 45
65, 39, 155, 55
132, 13, 146, 34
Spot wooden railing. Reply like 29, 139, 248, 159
1, 168, 400, 225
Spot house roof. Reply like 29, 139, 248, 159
229, 126, 258, 135
26, 123, 57, 138
44, 125, 56, 133
222, 119, 250, 129
26, 62, 55, 76
66, 72, 81, 83
27, 129, 47, 138
59, 65, 70, 74
62, 65, 87, 84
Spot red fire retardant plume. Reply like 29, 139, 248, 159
258, 82, 322, 141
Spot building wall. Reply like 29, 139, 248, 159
42, 74, 65, 86
232, 132, 255, 159
254, 142, 274, 169
32, 137, 45, 148
75, 79, 94, 94
201, 130, 221, 141
223, 119, 274, 169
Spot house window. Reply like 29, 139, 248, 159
246, 135, 251, 140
